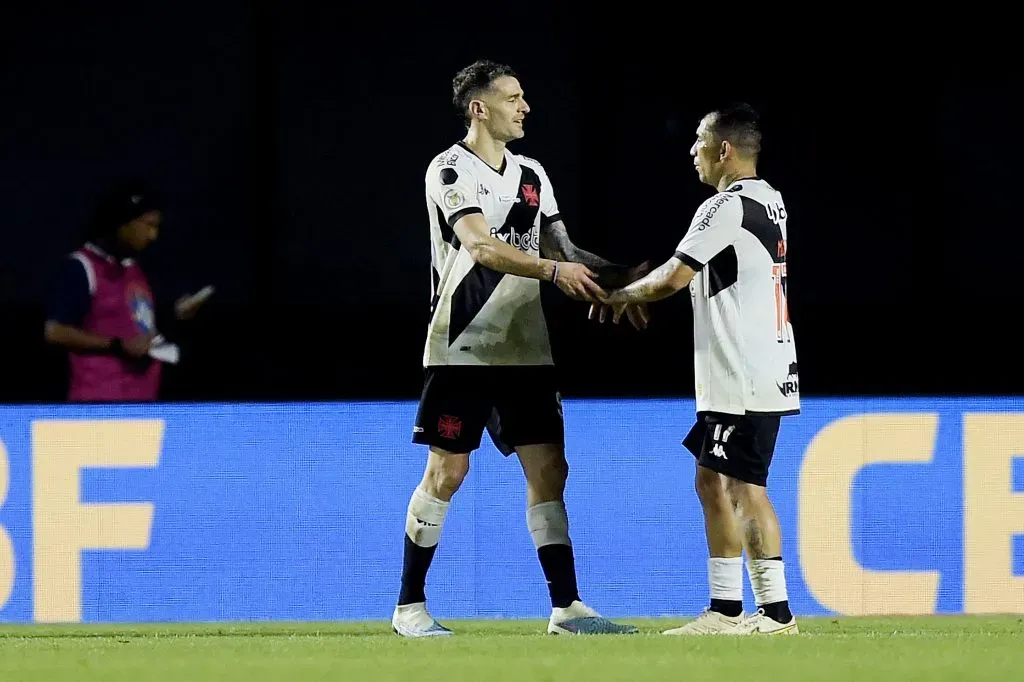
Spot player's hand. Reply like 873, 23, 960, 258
624, 302, 650, 329
554, 262, 606, 303
588, 302, 649, 330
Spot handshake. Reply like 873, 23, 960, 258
550, 260, 652, 331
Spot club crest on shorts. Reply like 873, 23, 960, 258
438, 415, 462, 439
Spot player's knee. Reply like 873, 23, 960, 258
526, 453, 568, 500
724, 477, 767, 515
695, 465, 727, 508
422, 449, 470, 499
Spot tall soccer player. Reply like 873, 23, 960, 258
392, 59, 645, 638
594, 103, 800, 635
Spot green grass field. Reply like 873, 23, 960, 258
0, 616, 1020, 681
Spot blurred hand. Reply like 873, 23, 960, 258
120, 332, 155, 358
175, 285, 215, 320
554, 262, 606, 303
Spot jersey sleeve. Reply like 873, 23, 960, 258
535, 164, 561, 226
674, 193, 742, 270
46, 256, 93, 326
425, 153, 484, 228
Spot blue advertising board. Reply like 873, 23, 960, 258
0, 397, 1021, 623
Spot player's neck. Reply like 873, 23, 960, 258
463, 128, 506, 171
716, 166, 758, 192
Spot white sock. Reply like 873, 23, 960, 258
746, 559, 789, 606
405, 486, 450, 548
526, 500, 571, 548
708, 557, 743, 603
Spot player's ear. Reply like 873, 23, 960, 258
719, 141, 730, 160
469, 99, 486, 121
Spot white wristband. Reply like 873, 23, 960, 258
551, 261, 559, 282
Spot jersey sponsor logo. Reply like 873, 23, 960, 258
777, 361, 799, 397
766, 200, 787, 225
521, 184, 540, 207
490, 225, 537, 252
477, 184, 490, 196
439, 168, 458, 185
694, 194, 731, 231
443, 189, 465, 209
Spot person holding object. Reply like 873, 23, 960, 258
43, 180, 213, 401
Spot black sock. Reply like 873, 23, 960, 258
397, 535, 438, 605
537, 544, 581, 609
760, 600, 792, 623
709, 599, 743, 617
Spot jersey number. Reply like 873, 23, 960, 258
772, 262, 792, 343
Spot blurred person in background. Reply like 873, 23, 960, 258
43, 180, 212, 402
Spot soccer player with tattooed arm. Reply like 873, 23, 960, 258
392, 59, 647, 637
594, 103, 801, 636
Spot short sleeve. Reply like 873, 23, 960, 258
519, 156, 560, 226
46, 256, 93, 326
537, 166, 560, 225
674, 193, 742, 270
426, 152, 484, 228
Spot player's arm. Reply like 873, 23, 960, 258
599, 193, 741, 321
452, 213, 605, 301
540, 218, 651, 289
429, 160, 604, 301
602, 256, 696, 304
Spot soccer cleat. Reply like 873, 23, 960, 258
731, 608, 799, 635
662, 608, 745, 635
547, 600, 639, 635
391, 602, 454, 638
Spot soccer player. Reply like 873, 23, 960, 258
392, 59, 644, 637
594, 103, 800, 635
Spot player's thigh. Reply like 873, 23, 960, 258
693, 412, 780, 487
413, 366, 493, 455
487, 365, 565, 458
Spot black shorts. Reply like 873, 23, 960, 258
682, 411, 781, 487
412, 365, 565, 456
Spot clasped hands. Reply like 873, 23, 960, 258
551, 260, 651, 331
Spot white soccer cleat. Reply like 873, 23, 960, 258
662, 608, 745, 635
547, 600, 639, 635
731, 608, 799, 635
391, 602, 453, 638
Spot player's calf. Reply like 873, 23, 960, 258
526, 499, 637, 635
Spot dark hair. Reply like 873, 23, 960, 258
706, 102, 762, 158
452, 59, 518, 127
84, 179, 162, 241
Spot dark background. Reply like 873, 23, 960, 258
0, 4, 1016, 403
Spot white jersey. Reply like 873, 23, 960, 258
422, 142, 560, 367
674, 177, 799, 416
